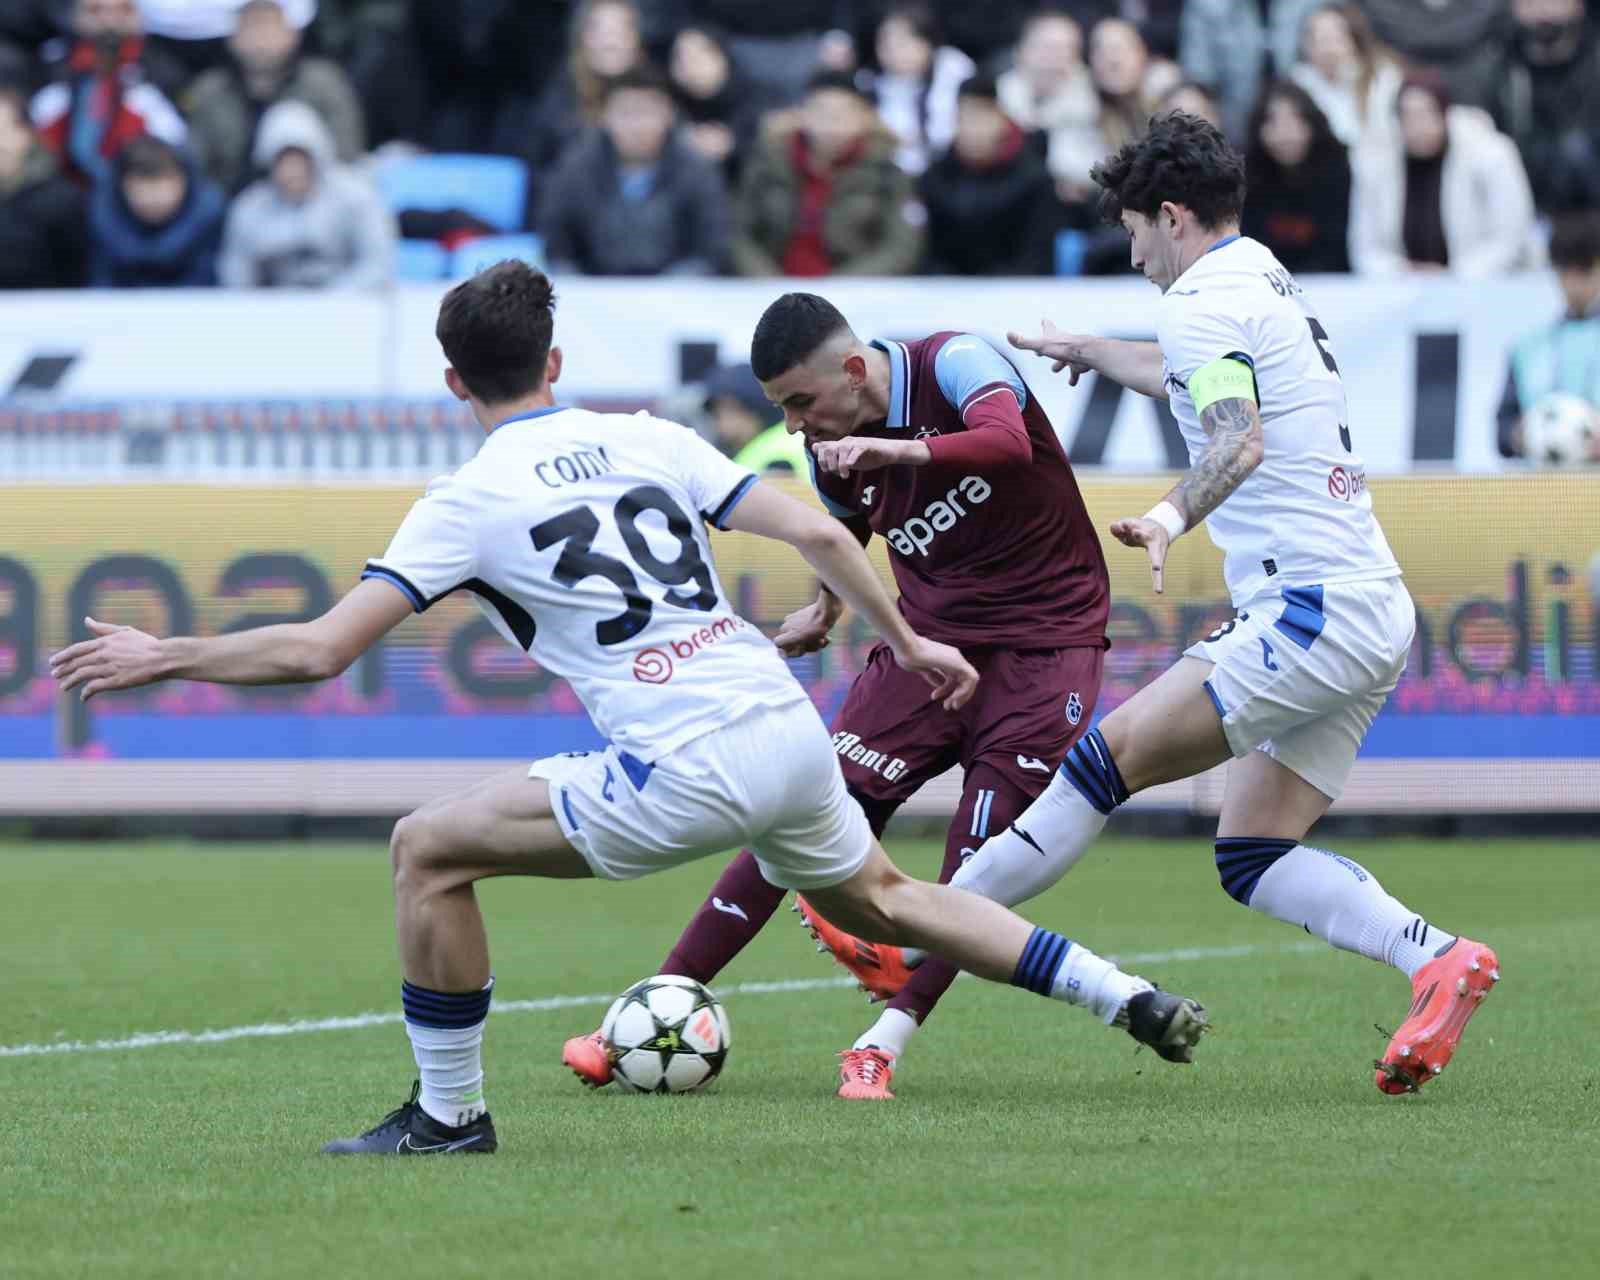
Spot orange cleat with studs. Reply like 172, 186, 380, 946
1375, 938, 1500, 1094
794, 895, 915, 1002
837, 1048, 896, 1100
561, 1029, 614, 1088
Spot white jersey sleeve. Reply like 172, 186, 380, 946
1158, 236, 1400, 606
363, 474, 480, 612
666, 425, 760, 530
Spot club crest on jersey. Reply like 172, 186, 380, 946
861, 486, 876, 507
1065, 692, 1083, 725
914, 426, 941, 440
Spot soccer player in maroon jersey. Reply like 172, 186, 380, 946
562, 292, 1204, 1098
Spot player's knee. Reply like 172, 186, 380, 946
390, 811, 440, 895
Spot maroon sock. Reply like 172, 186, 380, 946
658, 849, 788, 983
883, 816, 973, 1024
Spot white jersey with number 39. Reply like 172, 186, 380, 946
363, 407, 805, 760
1158, 235, 1400, 606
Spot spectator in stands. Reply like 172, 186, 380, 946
919, 72, 1054, 276
1158, 80, 1224, 131
0, 82, 85, 286
219, 99, 395, 288
667, 25, 759, 176
30, 0, 186, 187
1498, 211, 1600, 457
528, 0, 645, 173
703, 361, 808, 473
184, 0, 365, 194
1359, 0, 1504, 108
1087, 17, 1179, 159
684, 2, 858, 109
137, 0, 315, 80
1287, 4, 1401, 153
1179, 0, 1264, 140
995, 9, 1098, 196
1350, 74, 1538, 279
933, 1, 1032, 69
541, 66, 729, 277
731, 69, 922, 277
862, 4, 973, 176
1486, 0, 1600, 216
89, 134, 224, 285
1242, 80, 1351, 274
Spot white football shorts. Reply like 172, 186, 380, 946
1183, 575, 1416, 799
530, 699, 873, 889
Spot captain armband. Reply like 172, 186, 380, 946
1188, 356, 1258, 415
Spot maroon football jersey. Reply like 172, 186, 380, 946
809, 333, 1109, 650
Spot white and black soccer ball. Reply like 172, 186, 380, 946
1523, 392, 1599, 469
600, 974, 730, 1094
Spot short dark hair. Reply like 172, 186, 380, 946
603, 62, 671, 101
436, 261, 558, 404
805, 69, 865, 101
750, 293, 852, 382
1550, 211, 1600, 270
118, 135, 184, 181
1090, 111, 1247, 230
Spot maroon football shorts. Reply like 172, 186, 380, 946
828, 643, 1105, 880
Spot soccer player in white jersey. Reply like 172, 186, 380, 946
50, 262, 1209, 1154
809, 114, 1499, 1095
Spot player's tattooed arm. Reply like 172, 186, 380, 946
1169, 396, 1265, 528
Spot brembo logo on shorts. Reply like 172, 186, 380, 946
831, 731, 909, 782
884, 475, 993, 557
632, 616, 747, 684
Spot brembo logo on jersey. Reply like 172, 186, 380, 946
631, 616, 747, 684
884, 475, 993, 558
830, 732, 909, 782
1327, 465, 1367, 501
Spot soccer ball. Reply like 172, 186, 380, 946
1523, 392, 1599, 468
600, 974, 730, 1093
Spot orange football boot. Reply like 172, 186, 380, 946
837, 1048, 896, 1100
794, 896, 914, 1001
561, 1029, 614, 1088
1375, 938, 1500, 1094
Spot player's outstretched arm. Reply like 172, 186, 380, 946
50, 578, 413, 701
1109, 391, 1264, 594
722, 481, 977, 710
1008, 319, 1168, 400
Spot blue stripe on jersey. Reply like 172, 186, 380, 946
709, 473, 758, 528
871, 339, 912, 428
804, 446, 858, 518
494, 406, 570, 430
1206, 234, 1242, 255
933, 336, 1026, 417
1274, 585, 1326, 651
361, 565, 426, 612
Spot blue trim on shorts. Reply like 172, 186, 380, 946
1202, 679, 1227, 720
618, 750, 654, 791
559, 786, 580, 831
1274, 585, 1325, 651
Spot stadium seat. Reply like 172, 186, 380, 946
1055, 230, 1089, 276
395, 239, 450, 281
375, 153, 530, 233
451, 234, 546, 278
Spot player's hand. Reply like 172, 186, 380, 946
1008, 318, 1095, 384
893, 636, 978, 712
1108, 517, 1171, 595
812, 436, 924, 477
49, 616, 166, 701
775, 596, 842, 657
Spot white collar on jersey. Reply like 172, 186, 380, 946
869, 339, 912, 429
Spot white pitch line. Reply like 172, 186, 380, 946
0, 941, 1317, 1060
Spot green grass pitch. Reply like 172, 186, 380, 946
3, 836, 1597, 1279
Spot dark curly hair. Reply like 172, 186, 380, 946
1090, 111, 1247, 231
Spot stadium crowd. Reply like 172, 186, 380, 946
0, 0, 1597, 289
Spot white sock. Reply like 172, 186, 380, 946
1051, 942, 1151, 1024
401, 976, 492, 1127
853, 1008, 918, 1058
1244, 845, 1455, 978
949, 771, 1109, 908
